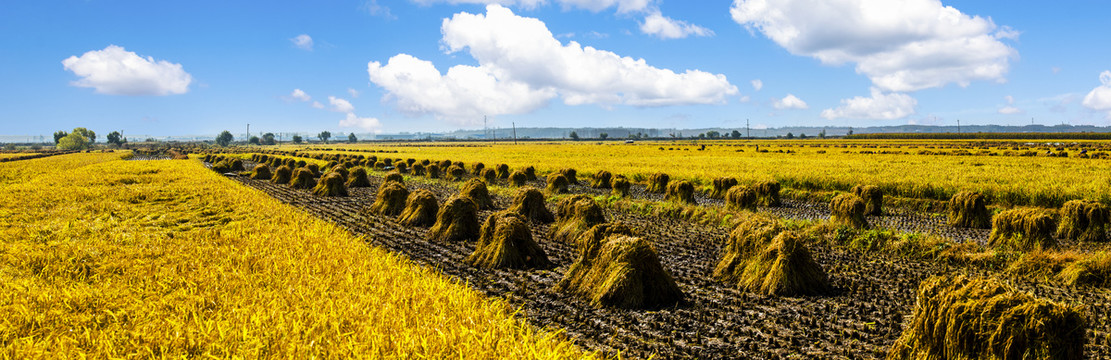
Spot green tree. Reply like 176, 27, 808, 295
249, 136, 260, 145
318, 131, 331, 143
72, 127, 96, 143
53, 131, 68, 144
706, 131, 721, 139
57, 132, 91, 150
698, 133, 707, 139
106, 131, 124, 146
819, 129, 827, 139
569, 131, 579, 140
799, 133, 808, 139
731, 130, 741, 139
215, 130, 234, 147
785, 132, 795, 139
262, 133, 276, 145
348, 133, 358, 143
847, 127, 854, 136
599, 132, 608, 140
292, 135, 303, 144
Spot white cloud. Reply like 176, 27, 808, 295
368, 5, 737, 123
739, 95, 750, 103
751, 79, 762, 91
1083, 71, 1111, 116
347, 88, 360, 98
640, 11, 713, 39
772, 94, 808, 110
291, 89, 311, 101
328, 96, 356, 113
61, 45, 192, 96
731, 0, 1016, 93
312, 101, 325, 109
339, 113, 383, 132
410, 0, 547, 10
821, 88, 916, 119
556, 0, 651, 13
291, 34, 314, 51
997, 95, 1022, 114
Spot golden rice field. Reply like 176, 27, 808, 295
289, 140, 1111, 208
0, 153, 593, 358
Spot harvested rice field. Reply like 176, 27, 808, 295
5, 141, 1111, 359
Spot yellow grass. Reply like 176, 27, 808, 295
0, 154, 593, 358
286, 140, 1111, 207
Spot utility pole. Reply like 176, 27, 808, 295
512, 122, 518, 145
483, 115, 488, 141
746, 118, 750, 139
246, 123, 250, 146
956, 119, 960, 134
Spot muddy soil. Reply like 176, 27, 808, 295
224, 164, 1111, 359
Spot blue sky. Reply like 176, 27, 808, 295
2, 0, 1111, 138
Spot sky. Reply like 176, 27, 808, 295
2, 0, 1111, 138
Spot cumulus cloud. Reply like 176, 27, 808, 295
61, 45, 192, 96
821, 88, 916, 120
290, 89, 312, 101
368, 5, 737, 123
328, 96, 356, 113
731, 0, 1016, 93
347, 88, 360, 98
772, 94, 808, 110
312, 101, 325, 109
640, 11, 713, 39
1083, 71, 1111, 116
751, 79, 762, 91
410, 0, 547, 9
339, 113, 383, 132
291, 34, 314, 51
998, 95, 1023, 114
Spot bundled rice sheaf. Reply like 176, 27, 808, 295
572, 223, 636, 262
305, 164, 321, 177
211, 160, 232, 173
420, 159, 431, 166
713, 214, 785, 283
887, 274, 1086, 360
271, 165, 292, 184
453, 161, 465, 169
480, 168, 497, 183
295, 160, 307, 168
447, 165, 467, 181
428, 196, 481, 243
559, 168, 578, 185
460, 179, 495, 210
383, 171, 404, 185
646, 173, 669, 193
852, 185, 884, 216
467, 212, 552, 270
330, 165, 349, 181
426, 164, 441, 179
369, 181, 409, 216
1058, 200, 1110, 243
496, 164, 510, 179
546, 173, 569, 194
948, 191, 992, 228
249, 164, 272, 180
229, 159, 245, 172
590, 170, 613, 189
548, 195, 606, 243
438, 159, 452, 169
507, 188, 554, 223
732, 231, 832, 296
556, 234, 683, 309
710, 177, 738, 199
524, 166, 538, 181
611, 176, 630, 197
346, 167, 372, 188
754, 180, 782, 207
411, 163, 426, 176
395, 162, 409, 174
665, 180, 696, 204
508, 170, 528, 186
373, 161, 386, 170
989, 208, 1058, 251
830, 193, 869, 229
312, 172, 349, 197
471, 162, 485, 176
725, 185, 758, 211
398, 189, 439, 227
289, 168, 317, 189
